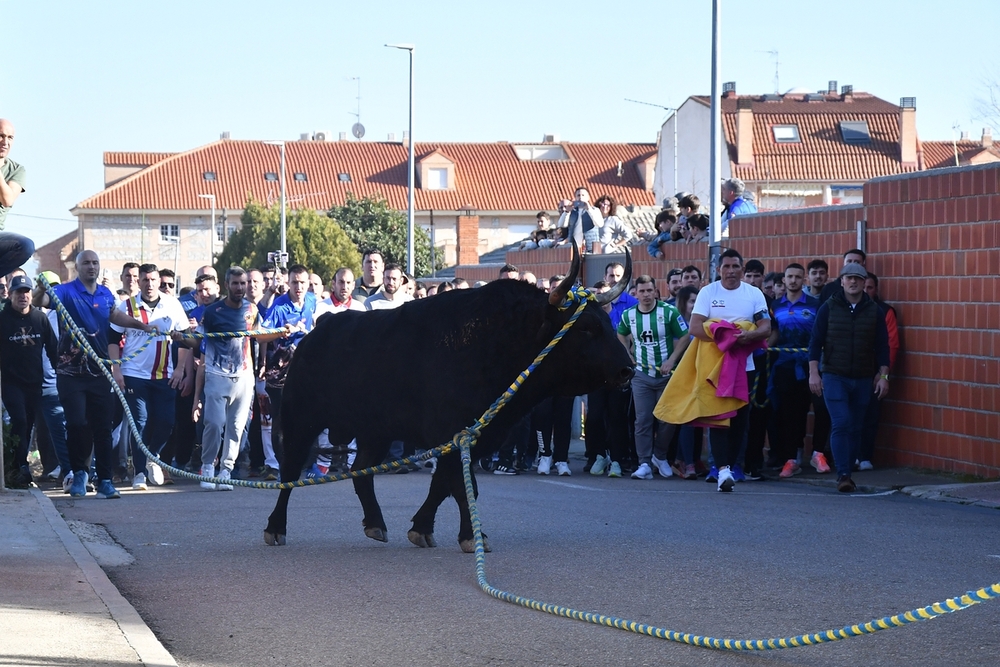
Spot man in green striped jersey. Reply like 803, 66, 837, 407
617, 275, 690, 480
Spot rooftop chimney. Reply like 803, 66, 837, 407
736, 97, 754, 166
339, 131, 348, 141
899, 97, 917, 166
220, 131, 231, 140
960, 131, 970, 141
402, 130, 409, 149
299, 133, 311, 141
983, 127, 994, 148
828, 80, 837, 94
841, 84, 853, 102
722, 81, 736, 98
542, 133, 559, 143
387, 132, 396, 142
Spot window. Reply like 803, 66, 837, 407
203, 171, 217, 181
425, 168, 448, 190
772, 125, 801, 143
293, 172, 307, 182
840, 121, 871, 144
337, 173, 351, 183
513, 145, 569, 161
216, 224, 226, 242
160, 224, 179, 241
264, 172, 279, 182
227, 227, 236, 240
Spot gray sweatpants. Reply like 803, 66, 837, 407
202, 372, 254, 472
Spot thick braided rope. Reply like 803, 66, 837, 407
456, 440, 1000, 649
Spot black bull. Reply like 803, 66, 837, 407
264, 249, 634, 549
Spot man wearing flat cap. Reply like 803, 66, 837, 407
808, 262, 890, 493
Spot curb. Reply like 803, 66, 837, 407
898, 484, 1000, 510
30, 488, 178, 667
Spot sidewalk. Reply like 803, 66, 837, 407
1, 463, 997, 667
0, 487, 176, 667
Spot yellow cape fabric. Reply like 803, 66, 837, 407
653, 320, 757, 427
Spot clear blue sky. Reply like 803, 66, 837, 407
4, 0, 997, 250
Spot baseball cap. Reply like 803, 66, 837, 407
839, 263, 868, 279
38, 270, 61, 285
9, 275, 32, 292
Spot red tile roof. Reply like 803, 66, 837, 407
919, 140, 1000, 169
77, 141, 658, 212
103, 151, 176, 166
692, 93, 919, 182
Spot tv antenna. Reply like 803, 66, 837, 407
757, 50, 780, 93
349, 76, 365, 139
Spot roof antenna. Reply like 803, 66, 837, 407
757, 50, 780, 93
349, 76, 365, 140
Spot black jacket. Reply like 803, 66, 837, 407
0, 302, 58, 385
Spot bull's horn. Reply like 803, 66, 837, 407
595, 247, 632, 306
548, 241, 581, 306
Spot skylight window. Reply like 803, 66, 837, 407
203, 171, 217, 181
264, 172, 279, 182
513, 145, 568, 161
293, 172, 308, 182
772, 125, 801, 143
840, 121, 871, 144
337, 173, 351, 183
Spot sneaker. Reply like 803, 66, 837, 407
95, 480, 121, 499
261, 465, 279, 481
161, 469, 174, 485
651, 455, 673, 478
590, 455, 608, 476
555, 461, 572, 476
607, 461, 622, 477
493, 465, 519, 475
217, 468, 234, 491
858, 460, 874, 471
132, 473, 148, 491
62, 471, 75, 494
837, 475, 857, 493
705, 466, 719, 483
305, 464, 328, 479
478, 457, 493, 473
731, 465, 746, 482
537, 455, 552, 475
631, 462, 653, 480
779, 460, 801, 478
583, 457, 595, 474
683, 464, 698, 480
811, 451, 831, 474
717, 466, 735, 492
112, 466, 130, 485
744, 468, 764, 481
146, 461, 164, 486
200, 464, 216, 491
46, 465, 61, 481
69, 470, 88, 498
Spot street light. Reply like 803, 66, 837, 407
263, 140, 287, 268
196, 193, 216, 262
386, 42, 415, 276
624, 98, 678, 195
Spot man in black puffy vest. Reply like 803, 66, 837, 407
807, 263, 890, 493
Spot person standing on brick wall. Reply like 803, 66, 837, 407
808, 263, 890, 493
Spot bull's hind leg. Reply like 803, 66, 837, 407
407, 459, 452, 548
352, 439, 391, 543
263, 412, 323, 546
441, 456, 491, 554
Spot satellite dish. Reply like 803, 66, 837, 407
352, 123, 365, 139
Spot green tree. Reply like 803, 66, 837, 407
328, 193, 442, 277
215, 201, 361, 283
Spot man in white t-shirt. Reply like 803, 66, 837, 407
688, 249, 770, 492
365, 263, 414, 310
109, 264, 192, 490
315, 267, 367, 318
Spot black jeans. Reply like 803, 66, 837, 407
2, 381, 42, 471
708, 372, 752, 470
57, 374, 116, 481
770, 366, 813, 464
532, 396, 574, 461
0, 232, 34, 276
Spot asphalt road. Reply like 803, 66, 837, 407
52, 466, 1000, 667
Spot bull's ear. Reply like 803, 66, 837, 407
548, 241, 581, 306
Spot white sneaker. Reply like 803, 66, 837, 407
537, 455, 552, 475
858, 460, 874, 471
555, 461, 572, 476
217, 468, 234, 491
631, 462, 654, 480
199, 464, 216, 491
146, 461, 164, 486
47, 465, 61, 480
651, 455, 673, 478
717, 466, 735, 492
132, 473, 148, 491
62, 470, 74, 494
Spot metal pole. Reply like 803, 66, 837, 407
673, 115, 678, 195
210, 197, 216, 263
429, 209, 435, 277
406, 48, 415, 276
708, 0, 723, 281
279, 142, 287, 268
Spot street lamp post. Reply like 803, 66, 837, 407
386, 42, 415, 276
197, 193, 216, 263
708, 0, 723, 281
264, 140, 288, 268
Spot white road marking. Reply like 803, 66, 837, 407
853, 490, 898, 497
537, 480, 604, 491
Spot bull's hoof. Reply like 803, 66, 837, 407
263, 530, 286, 546
407, 530, 437, 548
459, 535, 491, 553
364, 526, 388, 543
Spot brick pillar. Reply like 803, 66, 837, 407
455, 215, 480, 266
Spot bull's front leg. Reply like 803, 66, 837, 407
352, 444, 388, 542
407, 457, 453, 548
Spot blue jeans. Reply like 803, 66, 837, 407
822, 373, 872, 477
124, 376, 177, 475
39, 388, 70, 473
